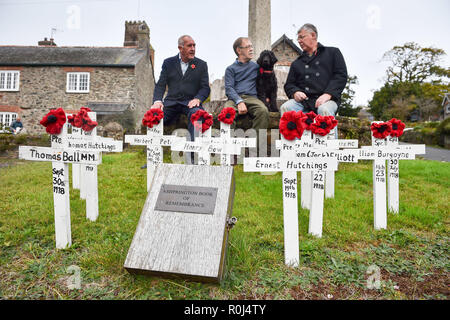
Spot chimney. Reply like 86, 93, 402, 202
38, 37, 57, 46
124, 20, 150, 49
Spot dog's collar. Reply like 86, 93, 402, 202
259, 68, 273, 74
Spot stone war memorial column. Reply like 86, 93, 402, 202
249, 0, 271, 60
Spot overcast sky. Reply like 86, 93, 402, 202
0, 0, 449, 106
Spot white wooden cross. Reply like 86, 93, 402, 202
274, 132, 359, 238
244, 136, 341, 266
125, 119, 186, 191
19, 123, 101, 249
65, 112, 123, 221
358, 123, 425, 229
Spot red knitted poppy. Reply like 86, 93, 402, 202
279, 110, 307, 140
302, 111, 318, 131
40, 108, 67, 135
370, 122, 392, 139
142, 108, 164, 128
68, 107, 97, 132
388, 118, 405, 137
190, 110, 213, 133
310, 115, 338, 136
218, 107, 236, 125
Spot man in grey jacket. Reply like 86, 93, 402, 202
281, 23, 348, 117
222, 37, 269, 131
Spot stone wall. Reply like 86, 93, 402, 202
0, 65, 151, 134
133, 52, 155, 132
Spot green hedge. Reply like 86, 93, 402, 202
0, 133, 50, 155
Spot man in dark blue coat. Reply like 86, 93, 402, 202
151, 35, 210, 141
281, 23, 347, 117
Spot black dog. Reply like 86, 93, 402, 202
256, 50, 278, 112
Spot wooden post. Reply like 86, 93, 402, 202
371, 133, 388, 230
301, 130, 312, 209
83, 112, 98, 221
309, 134, 327, 237
387, 136, 399, 213
325, 128, 336, 199
280, 138, 299, 267
220, 122, 232, 166
51, 124, 72, 249
146, 120, 163, 191
197, 125, 212, 166
71, 126, 82, 190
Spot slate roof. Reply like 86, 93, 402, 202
271, 34, 302, 55
87, 102, 130, 114
0, 46, 147, 67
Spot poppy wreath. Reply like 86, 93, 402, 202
142, 108, 164, 128
370, 121, 392, 139
310, 115, 338, 136
388, 118, 406, 137
279, 110, 307, 140
218, 107, 236, 125
302, 111, 318, 131
40, 108, 67, 135
190, 109, 213, 133
67, 107, 98, 132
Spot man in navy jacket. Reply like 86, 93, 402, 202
281, 23, 347, 117
151, 35, 211, 141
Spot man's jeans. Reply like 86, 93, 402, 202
280, 99, 338, 117
280, 99, 339, 138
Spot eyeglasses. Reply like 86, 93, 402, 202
239, 45, 253, 49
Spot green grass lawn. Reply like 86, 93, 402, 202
0, 150, 448, 300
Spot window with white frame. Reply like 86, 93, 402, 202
66, 72, 90, 93
0, 71, 20, 91
0, 112, 18, 132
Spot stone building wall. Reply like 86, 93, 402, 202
133, 52, 155, 132
0, 65, 140, 134
272, 43, 300, 65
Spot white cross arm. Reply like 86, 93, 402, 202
64, 138, 123, 153
276, 139, 359, 151
275, 139, 314, 151
358, 147, 420, 160
334, 139, 359, 149
361, 144, 425, 154
194, 136, 256, 152
280, 148, 359, 163
244, 157, 338, 172
196, 136, 257, 148
229, 137, 257, 148
125, 135, 186, 147
19, 146, 102, 165
171, 140, 242, 155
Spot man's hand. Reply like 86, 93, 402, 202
315, 93, 332, 108
293, 91, 308, 102
187, 98, 201, 109
152, 101, 164, 110
237, 102, 248, 115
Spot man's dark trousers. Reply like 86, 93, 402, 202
163, 103, 204, 142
